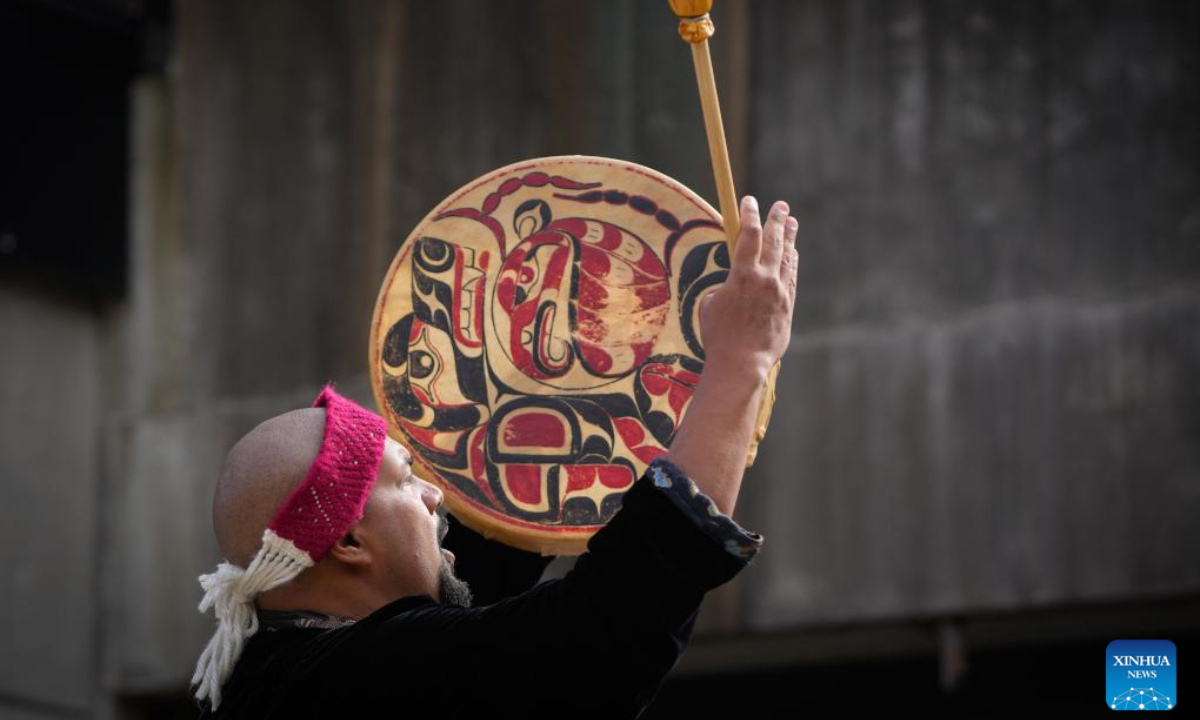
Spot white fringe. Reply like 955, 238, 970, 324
191, 529, 313, 709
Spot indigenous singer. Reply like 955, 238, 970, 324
192, 196, 799, 719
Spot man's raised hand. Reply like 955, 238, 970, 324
699, 196, 799, 382
666, 196, 799, 516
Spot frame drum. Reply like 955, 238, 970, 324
370, 156, 729, 555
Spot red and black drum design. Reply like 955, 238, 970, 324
370, 156, 729, 554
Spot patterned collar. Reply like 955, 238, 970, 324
257, 608, 357, 631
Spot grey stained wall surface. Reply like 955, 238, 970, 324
0, 283, 101, 716
741, 0, 1200, 629
0, 0, 1197, 716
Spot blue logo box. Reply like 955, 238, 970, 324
1107, 640, 1176, 711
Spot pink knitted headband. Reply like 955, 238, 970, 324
269, 384, 389, 560
193, 384, 389, 709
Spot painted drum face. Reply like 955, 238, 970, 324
493, 218, 671, 387
370, 157, 728, 555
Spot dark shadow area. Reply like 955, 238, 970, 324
646, 631, 1200, 718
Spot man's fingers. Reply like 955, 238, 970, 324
782, 216, 799, 302
781, 215, 798, 276
784, 246, 799, 299
732, 196, 762, 271
759, 201, 789, 269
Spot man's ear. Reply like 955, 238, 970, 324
328, 530, 371, 567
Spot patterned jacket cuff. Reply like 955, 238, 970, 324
646, 457, 763, 561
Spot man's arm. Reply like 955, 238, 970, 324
666, 196, 799, 515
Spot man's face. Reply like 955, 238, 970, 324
357, 438, 469, 605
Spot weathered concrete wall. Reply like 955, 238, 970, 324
752, 0, 1200, 327
0, 283, 100, 715
741, 0, 1200, 629
748, 289, 1200, 628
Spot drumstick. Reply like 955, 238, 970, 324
667, 0, 739, 248
667, 0, 779, 466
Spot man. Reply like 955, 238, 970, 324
193, 196, 799, 718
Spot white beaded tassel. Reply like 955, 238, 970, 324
191, 529, 314, 709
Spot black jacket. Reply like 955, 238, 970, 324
201, 468, 755, 719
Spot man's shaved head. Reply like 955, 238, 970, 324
213, 408, 326, 567
208, 397, 470, 616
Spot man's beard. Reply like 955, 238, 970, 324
435, 511, 472, 608
438, 561, 473, 608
